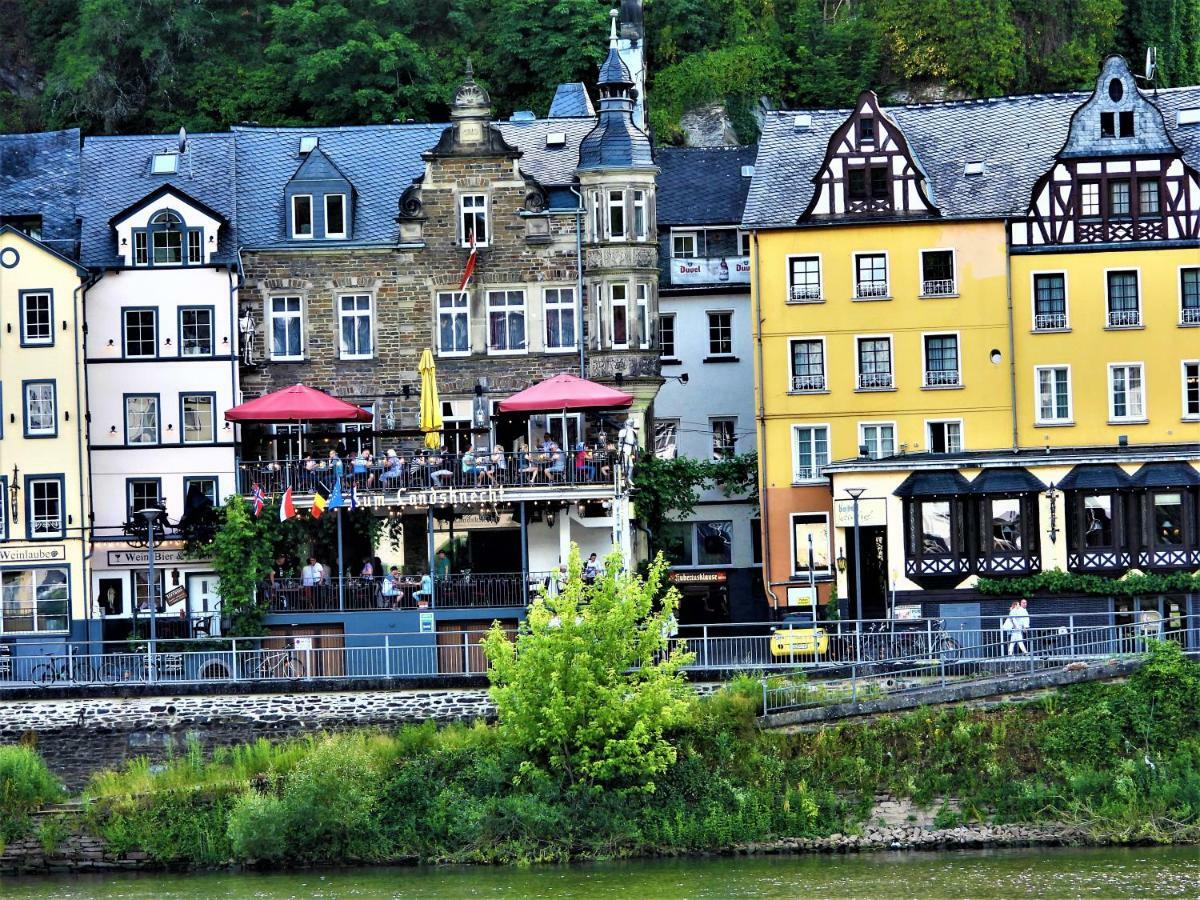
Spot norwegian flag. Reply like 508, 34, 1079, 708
251, 483, 266, 517
458, 229, 477, 295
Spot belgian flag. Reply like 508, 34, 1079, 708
311, 483, 330, 519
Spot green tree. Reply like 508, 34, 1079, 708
207, 494, 274, 636
482, 547, 694, 793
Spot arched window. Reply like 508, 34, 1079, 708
132, 209, 202, 267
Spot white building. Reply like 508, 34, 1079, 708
654, 146, 766, 622
79, 135, 239, 640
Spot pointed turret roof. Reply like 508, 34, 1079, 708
578, 9, 653, 171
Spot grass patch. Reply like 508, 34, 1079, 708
0, 744, 63, 844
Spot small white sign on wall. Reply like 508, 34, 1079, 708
833, 497, 888, 528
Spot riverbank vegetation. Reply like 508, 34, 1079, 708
9, 557, 1200, 865
0, 745, 62, 848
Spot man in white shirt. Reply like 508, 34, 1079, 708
301, 557, 323, 586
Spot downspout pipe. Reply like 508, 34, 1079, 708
1005, 223, 1019, 451
751, 230, 780, 610
76, 270, 101, 649
569, 186, 586, 378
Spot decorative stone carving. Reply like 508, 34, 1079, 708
585, 245, 658, 270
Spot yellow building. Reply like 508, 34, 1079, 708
0, 225, 90, 653
746, 57, 1200, 625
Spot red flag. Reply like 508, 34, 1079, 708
251, 483, 266, 517
458, 229, 477, 292
279, 487, 296, 521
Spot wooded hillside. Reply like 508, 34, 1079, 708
0, 0, 1196, 141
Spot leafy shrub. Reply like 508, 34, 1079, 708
0, 745, 62, 842
226, 791, 287, 862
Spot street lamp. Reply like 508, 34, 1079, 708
137, 506, 163, 680
845, 488, 866, 625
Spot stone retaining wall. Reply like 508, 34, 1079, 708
0, 810, 153, 875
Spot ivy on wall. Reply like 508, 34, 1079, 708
977, 568, 1200, 597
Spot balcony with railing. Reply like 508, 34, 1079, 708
239, 450, 617, 501
790, 373, 826, 392
920, 278, 956, 297
856, 371, 894, 390
1107, 307, 1141, 328
1034, 312, 1068, 331
854, 281, 890, 299
924, 369, 962, 388
1182, 306, 1200, 325
263, 571, 557, 613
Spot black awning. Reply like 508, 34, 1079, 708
1130, 462, 1200, 489
1055, 463, 1133, 491
893, 470, 971, 498
970, 467, 1045, 494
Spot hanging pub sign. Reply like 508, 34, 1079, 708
668, 570, 727, 584
670, 256, 751, 285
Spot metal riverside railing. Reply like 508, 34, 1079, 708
238, 450, 618, 497
761, 611, 1197, 715
2, 612, 1193, 691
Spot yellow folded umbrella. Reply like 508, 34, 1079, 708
418, 348, 443, 450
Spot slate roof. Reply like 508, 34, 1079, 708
1056, 464, 1133, 491
893, 470, 972, 498
743, 85, 1200, 229
969, 467, 1047, 494
656, 146, 757, 225
497, 117, 596, 187
578, 101, 654, 171
548, 83, 595, 118
0, 129, 81, 257
80, 132, 237, 267
1129, 461, 1200, 488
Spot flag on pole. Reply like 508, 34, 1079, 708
327, 478, 344, 511
311, 484, 329, 519
458, 229, 477, 294
350, 484, 358, 510
251, 483, 266, 517
279, 487, 296, 521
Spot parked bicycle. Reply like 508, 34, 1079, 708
865, 619, 961, 664
31, 654, 126, 686
245, 646, 305, 679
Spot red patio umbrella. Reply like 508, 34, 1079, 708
224, 383, 373, 423
497, 373, 634, 413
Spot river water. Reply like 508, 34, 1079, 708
2, 846, 1198, 898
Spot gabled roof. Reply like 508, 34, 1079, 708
0, 128, 80, 258
0, 225, 87, 276
656, 146, 757, 226
107, 183, 229, 228
80, 132, 236, 266
287, 146, 353, 185
744, 84, 1200, 229
549, 83, 596, 118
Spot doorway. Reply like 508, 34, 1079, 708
845, 525, 888, 620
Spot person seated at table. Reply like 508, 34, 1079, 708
517, 440, 541, 484
546, 442, 566, 481
380, 565, 402, 608
380, 449, 405, 485
489, 445, 507, 485
574, 442, 597, 482
351, 449, 370, 488
302, 453, 318, 489
598, 443, 615, 480
462, 447, 480, 483
425, 449, 453, 488
413, 572, 433, 607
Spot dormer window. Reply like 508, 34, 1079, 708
298, 136, 318, 155
847, 166, 889, 205
859, 117, 876, 144
1101, 112, 1115, 137
151, 153, 178, 175
1120, 111, 1134, 136
292, 195, 313, 240
130, 209, 205, 267
325, 194, 347, 240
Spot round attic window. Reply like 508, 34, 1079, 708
1109, 78, 1124, 102
0, 247, 19, 269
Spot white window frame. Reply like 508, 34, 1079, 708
123, 309, 157, 359
636, 283, 650, 349
918, 248, 957, 297
852, 250, 890, 300
1183, 360, 1200, 420
1080, 181, 1100, 217
788, 336, 827, 393
269, 296, 304, 361
786, 254, 822, 303
324, 193, 347, 239
1104, 268, 1142, 328
609, 283, 629, 349
436, 291, 471, 358
922, 331, 961, 388
738, 230, 751, 257
590, 191, 603, 242
291, 194, 313, 240
337, 293, 373, 360
706, 309, 734, 358
925, 419, 964, 454
1030, 270, 1070, 331
671, 230, 697, 259
20, 291, 53, 346
28, 478, 63, 538
544, 287, 576, 352
607, 189, 626, 240
181, 394, 215, 445
486, 289, 527, 355
24, 382, 56, 437
858, 421, 896, 459
659, 313, 677, 360
791, 424, 830, 484
180, 307, 214, 357
1108, 362, 1146, 422
855, 334, 894, 391
460, 193, 488, 248
1034, 365, 1073, 425
711, 417, 737, 460
186, 230, 202, 265
632, 189, 648, 241
1179, 265, 1200, 326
